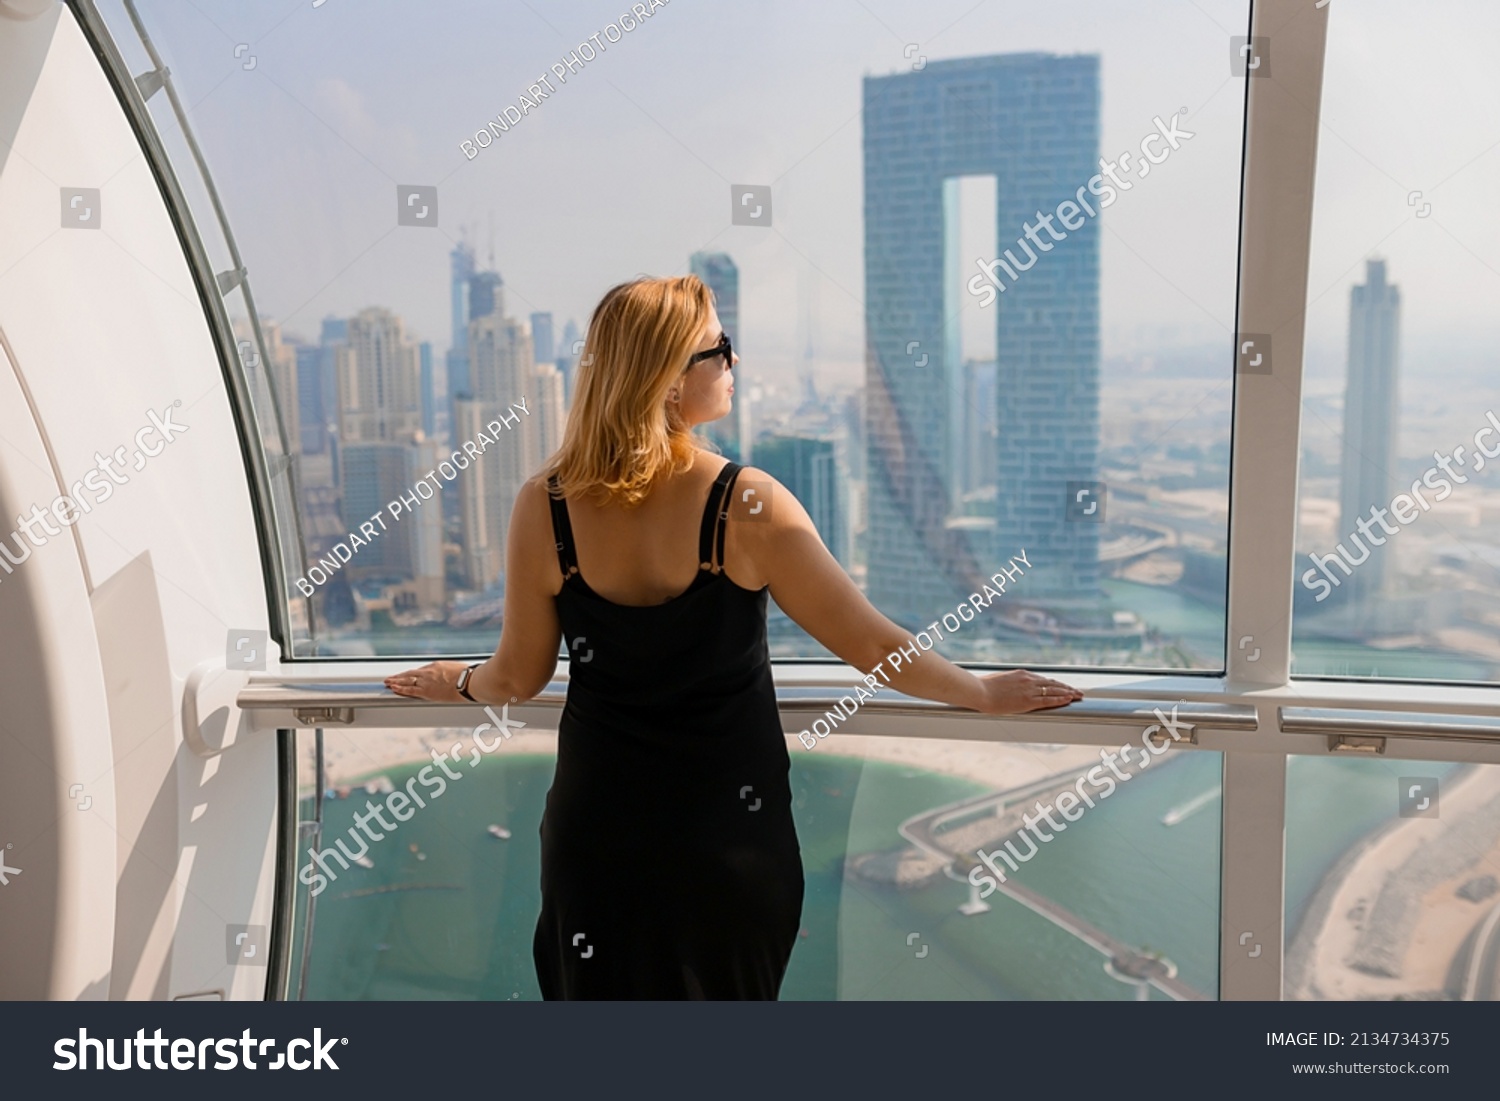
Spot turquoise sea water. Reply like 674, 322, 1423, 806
294, 748, 1224, 1001
294, 750, 1478, 1000
1102, 577, 1496, 680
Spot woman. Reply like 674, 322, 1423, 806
385, 274, 1084, 999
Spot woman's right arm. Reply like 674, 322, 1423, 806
734, 470, 1082, 715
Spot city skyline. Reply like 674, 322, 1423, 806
186, 13, 1500, 677
276, 229, 868, 642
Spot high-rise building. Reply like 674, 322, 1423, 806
333, 307, 442, 613
468, 311, 530, 405
453, 398, 503, 589
446, 242, 477, 433
295, 343, 325, 455
450, 242, 475, 350
318, 316, 348, 484
340, 444, 411, 573
469, 270, 504, 325
863, 54, 1102, 623
689, 251, 747, 462
556, 317, 581, 402
337, 307, 423, 445
459, 311, 535, 590
408, 439, 446, 616
1338, 258, 1402, 608
756, 434, 846, 566
962, 359, 998, 499
339, 441, 444, 614
418, 340, 438, 440
530, 312, 555, 365
531, 362, 566, 470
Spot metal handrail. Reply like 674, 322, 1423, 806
1280, 707, 1500, 744
236, 677, 1500, 750
235, 677, 1259, 730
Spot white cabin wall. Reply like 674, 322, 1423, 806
0, 3, 282, 999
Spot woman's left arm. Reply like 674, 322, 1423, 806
383, 478, 562, 704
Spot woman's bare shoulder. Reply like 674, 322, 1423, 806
513, 476, 556, 527
733, 466, 804, 523
690, 447, 734, 481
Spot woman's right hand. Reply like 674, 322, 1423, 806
976, 669, 1084, 714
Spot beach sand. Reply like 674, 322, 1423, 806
295, 722, 1108, 795
1287, 765, 1500, 1000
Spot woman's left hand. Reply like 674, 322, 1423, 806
384, 661, 470, 702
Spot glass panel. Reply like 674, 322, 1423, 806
92, 0, 1248, 667
1291, 0, 1500, 682
1285, 757, 1500, 1000
287, 722, 551, 1000
786, 733, 1221, 1000
288, 726, 1220, 1000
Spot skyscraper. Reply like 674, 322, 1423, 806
338, 307, 423, 444
318, 316, 348, 485
1338, 258, 1402, 609
340, 444, 414, 574
295, 343, 325, 455
689, 251, 747, 462
863, 54, 1101, 624
962, 358, 998, 499
756, 434, 846, 566
446, 242, 476, 424
469, 270, 504, 325
418, 340, 437, 440
530, 311, 555, 366
556, 317, 581, 402
531, 361, 566, 469
339, 440, 445, 613
459, 310, 534, 590
334, 307, 444, 615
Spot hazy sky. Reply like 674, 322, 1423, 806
102, 0, 1500, 402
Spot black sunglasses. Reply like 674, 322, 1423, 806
687, 332, 733, 370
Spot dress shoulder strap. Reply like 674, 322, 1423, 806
715, 465, 745, 572
697, 461, 742, 573
545, 476, 580, 579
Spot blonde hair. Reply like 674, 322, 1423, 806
540, 275, 714, 505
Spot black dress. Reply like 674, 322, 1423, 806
532, 460, 805, 999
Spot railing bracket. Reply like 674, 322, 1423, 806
1146, 725, 1198, 748
1328, 733, 1385, 755
294, 706, 353, 726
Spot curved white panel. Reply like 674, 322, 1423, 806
0, 326, 118, 1000
0, 4, 280, 998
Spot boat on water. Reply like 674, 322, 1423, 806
487, 824, 511, 840
355, 855, 374, 869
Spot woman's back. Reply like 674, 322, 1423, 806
541, 454, 774, 716
533, 454, 804, 999
545, 452, 759, 606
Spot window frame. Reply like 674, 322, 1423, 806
74, 0, 1500, 1002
